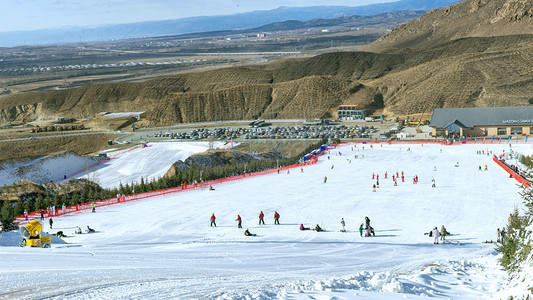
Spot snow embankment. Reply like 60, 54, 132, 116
77, 142, 220, 189
0, 152, 103, 186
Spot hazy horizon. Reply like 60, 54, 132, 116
2, 0, 398, 33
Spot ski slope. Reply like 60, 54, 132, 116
75, 142, 218, 189
1, 142, 531, 299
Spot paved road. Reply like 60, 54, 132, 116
0, 131, 122, 143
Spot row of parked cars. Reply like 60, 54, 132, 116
154, 125, 379, 140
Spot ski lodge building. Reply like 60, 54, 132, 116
429, 106, 533, 137
337, 105, 366, 120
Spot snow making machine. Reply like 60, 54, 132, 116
19, 220, 52, 248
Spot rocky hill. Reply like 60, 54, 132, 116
1, 0, 532, 123
365, 0, 533, 51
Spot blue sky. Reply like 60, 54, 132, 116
1, 0, 397, 32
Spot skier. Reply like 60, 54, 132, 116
91, 201, 96, 213
359, 224, 364, 237
314, 224, 324, 232
236, 215, 242, 228
324, 176, 328, 183
385, 171, 387, 179
440, 225, 448, 243
479, 165, 482, 171
372, 184, 376, 192
485, 165, 488, 171
244, 229, 255, 236
40, 210, 45, 220
431, 179, 436, 188
274, 211, 280, 225
431, 227, 440, 244
49, 217, 53, 229
75, 226, 82, 234
376, 180, 379, 188
259, 211, 265, 225
86, 226, 95, 233
401, 175, 404, 182
394, 180, 398, 186
331, 164, 334, 169
340, 218, 346, 232
210, 213, 216, 227
365, 216, 371, 228
372, 173, 375, 179
300, 224, 310, 230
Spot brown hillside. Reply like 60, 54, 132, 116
365, 0, 533, 51
2, 0, 533, 123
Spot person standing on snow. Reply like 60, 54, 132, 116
236, 215, 242, 228
324, 176, 328, 183
259, 211, 265, 225
49, 217, 53, 229
210, 213, 216, 227
432, 227, 440, 244
365, 216, 371, 228
274, 211, 280, 225
341, 218, 346, 231
359, 224, 364, 237
91, 201, 96, 213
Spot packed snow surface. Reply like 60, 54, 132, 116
1, 142, 531, 299
0, 152, 102, 186
75, 142, 217, 189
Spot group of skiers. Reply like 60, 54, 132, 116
428, 225, 449, 244
210, 211, 281, 228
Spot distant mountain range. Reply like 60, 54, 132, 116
0, 0, 461, 47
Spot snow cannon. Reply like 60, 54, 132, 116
19, 220, 52, 248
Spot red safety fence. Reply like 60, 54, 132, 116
492, 155, 531, 188
16, 140, 532, 225
15, 155, 320, 225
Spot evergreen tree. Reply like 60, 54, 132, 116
14, 199, 25, 217
1, 200, 14, 229
35, 194, 45, 210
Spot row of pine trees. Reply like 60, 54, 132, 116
1, 139, 327, 229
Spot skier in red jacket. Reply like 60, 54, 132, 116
259, 211, 265, 225
274, 211, 280, 225
236, 215, 242, 228
210, 213, 216, 227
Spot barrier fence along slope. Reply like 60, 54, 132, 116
15, 140, 532, 224
15, 155, 321, 225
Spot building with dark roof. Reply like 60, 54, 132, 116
430, 107, 533, 137
337, 105, 366, 120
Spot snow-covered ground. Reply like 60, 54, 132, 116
0, 152, 102, 186
74, 142, 219, 189
1, 142, 531, 299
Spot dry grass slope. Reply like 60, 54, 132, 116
1, 0, 533, 123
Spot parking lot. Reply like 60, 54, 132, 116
114, 120, 434, 145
